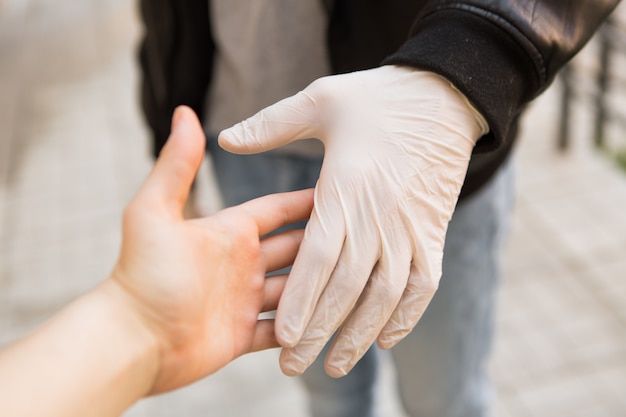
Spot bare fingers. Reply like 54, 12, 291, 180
238, 188, 314, 236
262, 274, 288, 312
261, 229, 305, 272
248, 274, 288, 353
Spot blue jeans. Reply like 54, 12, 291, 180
207, 137, 515, 417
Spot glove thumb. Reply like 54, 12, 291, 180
218, 90, 321, 154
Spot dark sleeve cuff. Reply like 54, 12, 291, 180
383, 9, 539, 152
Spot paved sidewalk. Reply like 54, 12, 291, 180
1, 1, 625, 416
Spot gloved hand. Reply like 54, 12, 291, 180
219, 66, 489, 377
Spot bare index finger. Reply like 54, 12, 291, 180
261, 229, 305, 273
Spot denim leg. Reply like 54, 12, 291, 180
208, 135, 514, 417
302, 160, 514, 417
207, 136, 322, 207
301, 344, 378, 417
208, 138, 377, 417
390, 159, 515, 417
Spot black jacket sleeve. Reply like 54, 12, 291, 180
383, 0, 620, 152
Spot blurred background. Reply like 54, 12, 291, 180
1, 1, 625, 416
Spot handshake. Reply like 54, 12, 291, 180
0, 67, 487, 417
126, 66, 485, 392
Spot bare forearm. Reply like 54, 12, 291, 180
0, 280, 159, 417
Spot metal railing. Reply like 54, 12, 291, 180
558, 16, 626, 153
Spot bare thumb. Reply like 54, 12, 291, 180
139, 106, 205, 214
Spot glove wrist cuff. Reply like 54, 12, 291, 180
448, 83, 490, 139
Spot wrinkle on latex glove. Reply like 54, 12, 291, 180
219, 66, 489, 377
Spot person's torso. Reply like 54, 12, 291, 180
206, 0, 330, 155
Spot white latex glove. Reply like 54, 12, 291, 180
219, 66, 488, 377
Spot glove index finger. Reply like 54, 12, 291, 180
275, 203, 346, 347
377, 261, 439, 349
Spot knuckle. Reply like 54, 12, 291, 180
228, 226, 260, 254
301, 238, 337, 265
421, 277, 439, 295
405, 274, 439, 301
